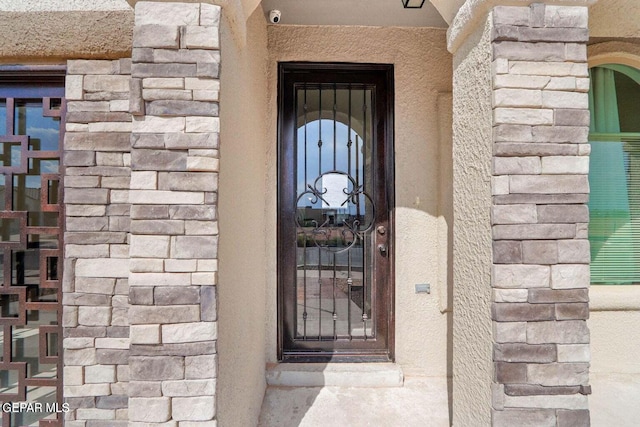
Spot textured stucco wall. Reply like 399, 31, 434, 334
451, 15, 494, 426
217, 6, 269, 427
0, 1, 133, 61
589, 0, 640, 38
266, 25, 453, 376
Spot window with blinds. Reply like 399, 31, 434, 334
589, 64, 640, 284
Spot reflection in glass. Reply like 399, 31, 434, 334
15, 100, 59, 152
12, 386, 57, 427
294, 87, 375, 340
0, 369, 19, 396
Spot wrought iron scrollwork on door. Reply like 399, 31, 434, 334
295, 171, 375, 254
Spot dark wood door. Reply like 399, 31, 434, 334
278, 63, 394, 361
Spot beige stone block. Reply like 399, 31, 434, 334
492, 176, 509, 196
178, 421, 218, 427
186, 354, 217, 379
162, 379, 216, 397
64, 383, 111, 397
136, 2, 200, 25
75, 277, 116, 295
545, 77, 576, 91
130, 324, 161, 344
493, 156, 541, 175
544, 6, 588, 28
95, 337, 129, 350
494, 108, 552, 125
185, 221, 218, 235
492, 204, 537, 225
63, 306, 79, 327
492, 58, 509, 75
143, 89, 193, 101
509, 61, 588, 77
551, 264, 590, 289
130, 259, 164, 273
110, 100, 130, 112
65, 244, 110, 259
172, 396, 215, 421
193, 90, 219, 101
493, 264, 550, 289
87, 122, 133, 133
509, 175, 588, 194
76, 408, 116, 420
133, 24, 179, 49
185, 78, 220, 91
541, 156, 589, 174
527, 362, 589, 386
542, 91, 588, 109
192, 272, 216, 286
493, 89, 541, 108
132, 116, 185, 133
185, 26, 219, 50
576, 77, 590, 92
67, 101, 111, 112
78, 306, 111, 327
557, 239, 590, 264
84, 75, 130, 93
66, 123, 90, 132
64, 366, 84, 386
85, 365, 117, 383
494, 74, 549, 90
131, 171, 157, 190
143, 78, 185, 89
165, 259, 198, 272
129, 272, 191, 287
129, 397, 171, 422
197, 260, 218, 272
557, 344, 590, 362
162, 322, 217, 344
494, 321, 527, 344
187, 156, 219, 172
63, 337, 94, 349
200, 4, 221, 26
64, 348, 97, 366
578, 143, 590, 156
185, 116, 219, 132
493, 289, 528, 303
130, 235, 171, 258
129, 189, 204, 205
66, 75, 84, 100
504, 394, 588, 410
76, 258, 129, 278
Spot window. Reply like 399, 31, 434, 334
589, 64, 640, 284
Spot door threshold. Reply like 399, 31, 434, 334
266, 362, 404, 388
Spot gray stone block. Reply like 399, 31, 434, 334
492, 303, 555, 321
133, 25, 179, 49
169, 205, 216, 220
172, 235, 218, 259
495, 362, 527, 383
129, 356, 184, 381
96, 349, 129, 365
494, 142, 577, 157
510, 175, 589, 195
129, 305, 200, 324
504, 384, 582, 396
557, 240, 590, 264
526, 320, 589, 344
130, 205, 169, 219
200, 286, 217, 322
557, 409, 590, 427
528, 289, 588, 303
537, 205, 588, 224
129, 286, 154, 305
155, 286, 200, 305
493, 240, 523, 264
527, 362, 589, 386
494, 224, 575, 240
158, 172, 218, 192
132, 63, 197, 78
494, 343, 556, 363
131, 219, 185, 235
131, 149, 187, 171
131, 341, 216, 356
555, 303, 589, 320
493, 409, 556, 427
65, 132, 131, 152
128, 381, 162, 397
522, 240, 558, 265
64, 150, 97, 167
146, 100, 218, 117
493, 194, 589, 205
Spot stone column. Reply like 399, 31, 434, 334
451, 3, 591, 426
128, 2, 220, 425
63, 59, 132, 427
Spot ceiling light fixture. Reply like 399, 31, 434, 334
402, 0, 426, 8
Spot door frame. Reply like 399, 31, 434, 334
276, 62, 395, 362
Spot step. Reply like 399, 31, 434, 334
265, 362, 404, 387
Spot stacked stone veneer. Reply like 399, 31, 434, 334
63, 2, 221, 426
63, 59, 132, 426
127, 2, 220, 426
490, 4, 591, 426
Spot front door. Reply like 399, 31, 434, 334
278, 63, 394, 361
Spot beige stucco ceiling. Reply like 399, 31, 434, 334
259, 0, 448, 27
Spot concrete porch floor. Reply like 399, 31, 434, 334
258, 364, 451, 427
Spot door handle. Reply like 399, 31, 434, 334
378, 244, 387, 256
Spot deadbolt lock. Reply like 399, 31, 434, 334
376, 225, 386, 235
